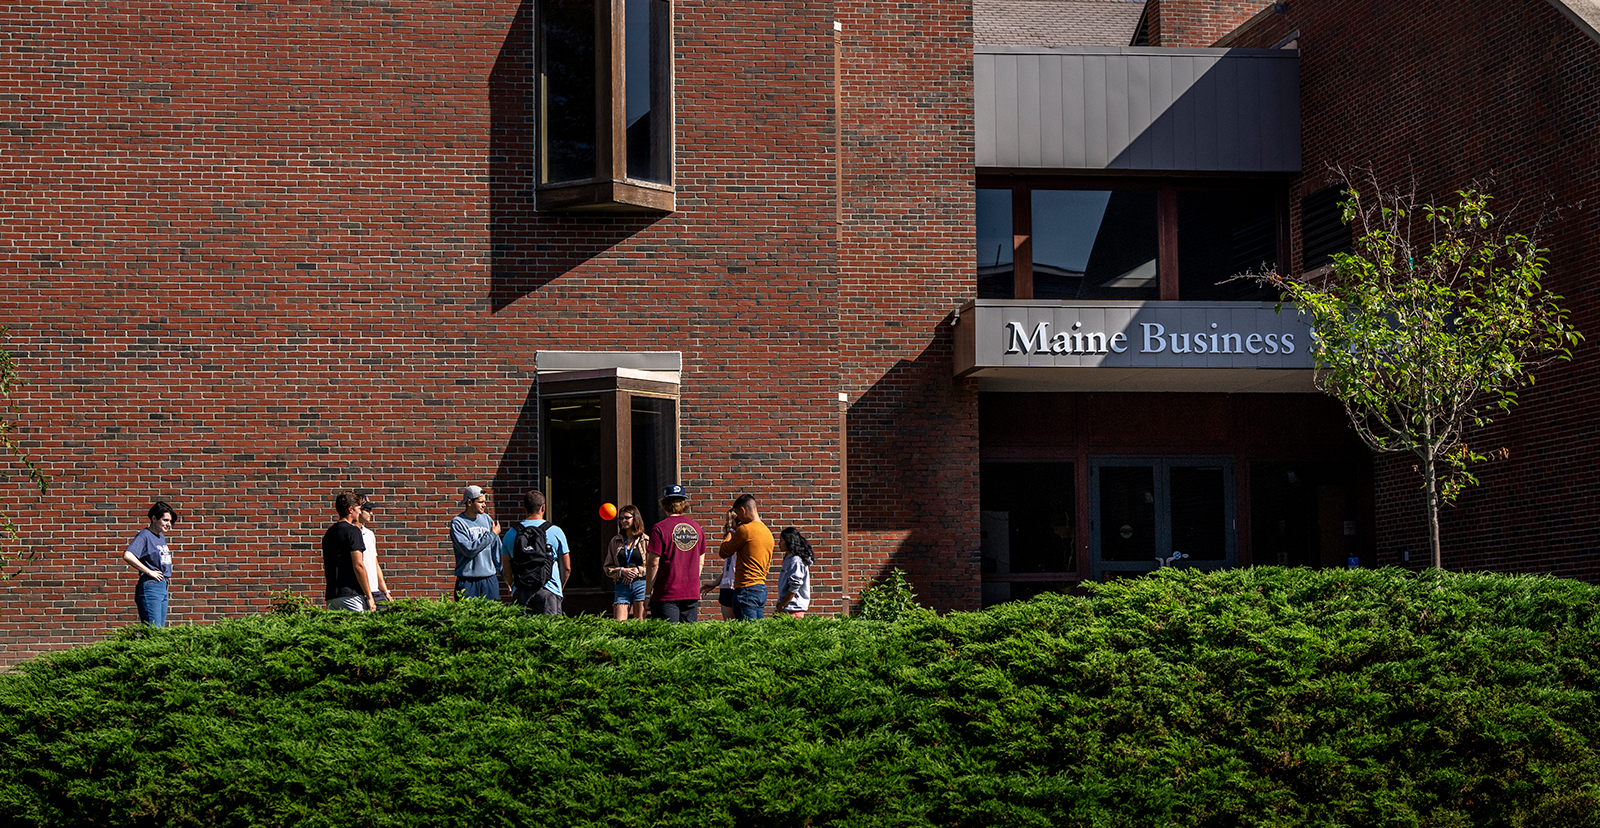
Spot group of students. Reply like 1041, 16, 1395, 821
117, 483, 813, 628
599, 485, 814, 623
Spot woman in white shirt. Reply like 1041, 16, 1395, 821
776, 527, 813, 618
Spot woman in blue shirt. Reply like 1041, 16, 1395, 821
120, 501, 177, 626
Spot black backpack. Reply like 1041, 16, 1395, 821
505, 521, 555, 592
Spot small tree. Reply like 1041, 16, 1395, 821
1, 326, 49, 577
1257, 183, 1580, 569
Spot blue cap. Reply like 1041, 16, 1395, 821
661, 484, 689, 500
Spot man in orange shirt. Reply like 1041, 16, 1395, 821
717, 492, 775, 620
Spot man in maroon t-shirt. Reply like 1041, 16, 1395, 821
646, 484, 708, 622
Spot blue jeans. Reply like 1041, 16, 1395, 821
135, 578, 169, 627
455, 575, 500, 601
731, 584, 767, 621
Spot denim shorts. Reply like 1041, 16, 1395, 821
718, 588, 736, 608
613, 577, 647, 605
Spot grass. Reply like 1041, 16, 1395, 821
2, 566, 1599, 827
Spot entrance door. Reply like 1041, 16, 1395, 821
1090, 456, 1236, 581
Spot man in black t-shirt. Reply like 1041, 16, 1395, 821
322, 491, 372, 611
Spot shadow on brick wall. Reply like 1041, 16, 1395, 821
488, 0, 662, 313
490, 381, 540, 517
846, 327, 981, 611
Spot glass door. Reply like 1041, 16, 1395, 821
542, 395, 605, 592
539, 379, 680, 613
1090, 457, 1236, 580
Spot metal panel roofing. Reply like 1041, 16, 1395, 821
974, 45, 1301, 172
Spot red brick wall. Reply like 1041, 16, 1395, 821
1144, 0, 1268, 47
1222, 0, 1600, 580
837, 1, 979, 612
0, 0, 862, 666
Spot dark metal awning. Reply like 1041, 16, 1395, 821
976, 45, 1301, 172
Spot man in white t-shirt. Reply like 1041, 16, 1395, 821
356, 494, 393, 607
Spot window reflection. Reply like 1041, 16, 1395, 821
630, 396, 676, 528
976, 188, 1013, 298
540, 0, 598, 184
624, 0, 671, 183
542, 395, 603, 589
1032, 190, 1159, 300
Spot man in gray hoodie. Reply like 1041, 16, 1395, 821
451, 485, 502, 600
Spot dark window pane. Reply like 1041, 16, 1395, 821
1169, 465, 1227, 560
977, 188, 1013, 298
541, 0, 597, 184
543, 395, 604, 589
625, 0, 671, 183
630, 396, 677, 529
1301, 183, 1352, 271
982, 461, 1074, 609
1099, 465, 1156, 562
1033, 189, 1159, 300
979, 462, 1075, 575
1177, 190, 1279, 300
1251, 462, 1356, 568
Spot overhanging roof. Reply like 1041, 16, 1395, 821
976, 45, 1301, 172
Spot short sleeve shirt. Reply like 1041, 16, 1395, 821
361, 527, 380, 593
126, 528, 172, 580
321, 521, 367, 600
648, 516, 708, 602
544, 523, 570, 597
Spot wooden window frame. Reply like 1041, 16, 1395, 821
975, 173, 1292, 301
536, 0, 676, 213
538, 373, 680, 516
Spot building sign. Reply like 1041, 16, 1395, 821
953, 300, 1315, 392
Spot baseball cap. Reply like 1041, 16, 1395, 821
462, 485, 486, 504
660, 484, 689, 500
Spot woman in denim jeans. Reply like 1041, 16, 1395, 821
603, 505, 649, 621
121, 502, 178, 627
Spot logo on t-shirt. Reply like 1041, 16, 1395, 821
671, 523, 700, 552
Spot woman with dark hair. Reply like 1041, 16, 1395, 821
120, 501, 178, 627
603, 504, 649, 621
776, 527, 814, 618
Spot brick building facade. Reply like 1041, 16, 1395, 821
2, 0, 1597, 666
1218, 0, 1600, 577
1, 0, 968, 665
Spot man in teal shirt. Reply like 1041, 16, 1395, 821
500, 490, 570, 615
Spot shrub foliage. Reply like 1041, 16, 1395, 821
3, 567, 1599, 827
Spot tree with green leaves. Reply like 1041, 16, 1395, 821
1, 326, 49, 577
1257, 184, 1580, 570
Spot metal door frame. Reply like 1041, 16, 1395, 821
1089, 455, 1237, 581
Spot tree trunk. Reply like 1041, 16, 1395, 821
1423, 450, 1441, 570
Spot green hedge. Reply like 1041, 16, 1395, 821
3, 567, 1599, 827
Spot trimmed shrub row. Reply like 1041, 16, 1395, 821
3, 567, 1599, 827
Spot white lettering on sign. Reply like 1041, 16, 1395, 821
1006, 321, 1121, 355
1006, 321, 1052, 354
1000, 319, 1298, 357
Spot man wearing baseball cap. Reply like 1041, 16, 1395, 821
645, 484, 708, 622
450, 485, 502, 601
